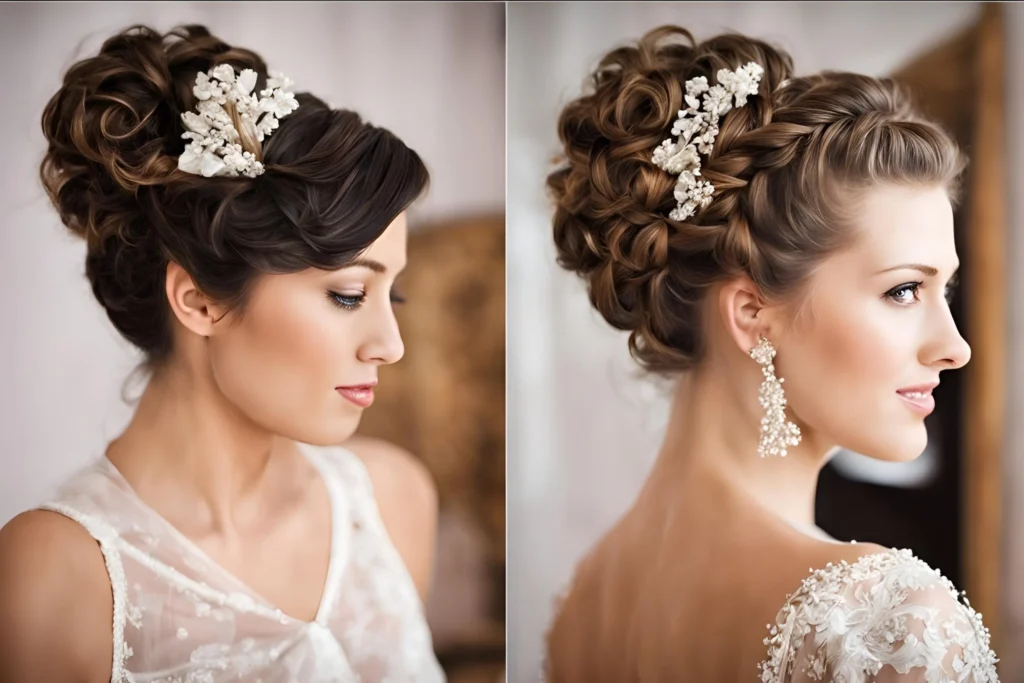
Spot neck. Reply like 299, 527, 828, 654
105, 355, 295, 534
650, 367, 832, 533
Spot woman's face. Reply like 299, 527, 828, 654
207, 212, 408, 445
773, 184, 970, 462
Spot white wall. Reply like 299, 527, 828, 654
506, 3, 982, 681
0, 2, 504, 523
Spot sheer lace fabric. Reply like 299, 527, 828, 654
760, 548, 998, 682
36, 443, 446, 683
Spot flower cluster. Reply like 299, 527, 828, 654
651, 62, 763, 221
178, 64, 300, 178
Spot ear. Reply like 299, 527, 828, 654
164, 261, 228, 338
718, 276, 776, 356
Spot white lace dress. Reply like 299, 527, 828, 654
34, 442, 446, 683
544, 544, 999, 682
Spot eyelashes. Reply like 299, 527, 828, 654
327, 289, 407, 311
884, 276, 958, 306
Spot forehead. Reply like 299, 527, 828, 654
834, 184, 956, 271
362, 212, 408, 262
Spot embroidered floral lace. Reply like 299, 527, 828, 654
36, 443, 446, 683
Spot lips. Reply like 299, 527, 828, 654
897, 382, 938, 416
336, 381, 377, 408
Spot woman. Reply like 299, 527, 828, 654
0, 24, 445, 683
543, 26, 999, 682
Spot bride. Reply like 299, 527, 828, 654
0, 24, 444, 682
542, 26, 999, 682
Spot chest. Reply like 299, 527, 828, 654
187, 493, 338, 623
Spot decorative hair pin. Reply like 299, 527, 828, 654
651, 62, 764, 221
178, 64, 300, 178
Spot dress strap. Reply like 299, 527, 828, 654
300, 443, 426, 612
36, 502, 133, 683
298, 443, 354, 625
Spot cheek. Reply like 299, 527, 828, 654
208, 290, 358, 438
777, 300, 924, 458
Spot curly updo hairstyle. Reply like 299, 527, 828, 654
547, 26, 964, 374
41, 24, 428, 366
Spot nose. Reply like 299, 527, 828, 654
357, 300, 405, 365
925, 306, 971, 371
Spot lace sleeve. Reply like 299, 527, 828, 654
760, 549, 999, 683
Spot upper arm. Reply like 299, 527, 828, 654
344, 436, 439, 602
867, 580, 998, 683
775, 548, 998, 683
0, 510, 114, 683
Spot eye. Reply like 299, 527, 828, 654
885, 282, 922, 305
327, 291, 366, 310
390, 288, 407, 305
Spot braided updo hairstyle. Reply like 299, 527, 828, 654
548, 26, 964, 374
41, 25, 428, 366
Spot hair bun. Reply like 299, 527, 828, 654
40, 25, 267, 246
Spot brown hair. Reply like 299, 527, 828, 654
41, 24, 428, 366
547, 26, 964, 374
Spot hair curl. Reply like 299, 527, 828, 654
547, 26, 964, 374
41, 24, 428, 365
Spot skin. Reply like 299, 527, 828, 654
0, 212, 439, 682
546, 185, 972, 681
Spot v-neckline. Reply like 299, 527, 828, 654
98, 441, 348, 626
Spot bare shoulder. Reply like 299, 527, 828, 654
820, 540, 893, 567
343, 435, 439, 599
0, 509, 113, 682
343, 435, 439, 516
776, 538, 891, 586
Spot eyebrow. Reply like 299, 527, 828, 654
345, 258, 387, 274
876, 263, 948, 277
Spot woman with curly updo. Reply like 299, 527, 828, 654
0, 24, 445, 683
543, 26, 999, 682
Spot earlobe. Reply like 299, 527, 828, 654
718, 277, 772, 356
164, 262, 223, 337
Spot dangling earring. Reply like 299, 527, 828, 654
749, 336, 801, 457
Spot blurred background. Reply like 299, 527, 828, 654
0, 3, 505, 682
507, 2, 1022, 681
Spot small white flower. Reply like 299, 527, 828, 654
193, 72, 216, 101
235, 68, 258, 97
181, 111, 210, 135
267, 71, 295, 92
257, 113, 280, 139
210, 63, 236, 83
262, 89, 299, 118
659, 143, 701, 176
685, 75, 709, 99
178, 144, 226, 178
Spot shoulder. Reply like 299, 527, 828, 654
0, 509, 113, 682
342, 435, 439, 522
764, 544, 998, 682
342, 436, 439, 599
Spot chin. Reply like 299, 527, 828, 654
849, 428, 928, 464
286, 413, 363, 448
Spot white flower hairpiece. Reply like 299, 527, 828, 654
178, 64, 300, 178
651, 62, 764, 221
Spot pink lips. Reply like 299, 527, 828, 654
896, 382, 938, 416
336, 381, 377, 408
